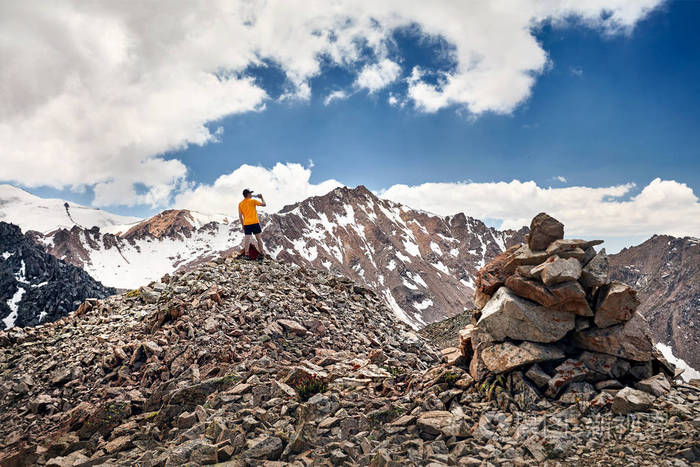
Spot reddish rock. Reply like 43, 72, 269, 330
594, 281, 640, 328
545, 359, 590, 398
505, 275, 593, 316
476, 244, 521, 295
528, 213, 564, 251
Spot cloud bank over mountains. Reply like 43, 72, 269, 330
172, 162, 699, 249
0, 0, 664, 207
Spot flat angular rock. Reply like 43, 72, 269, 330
580, 248, 609, 290
573, 312, 653, 361
541, 256, 582, 286
559, 382, 596, 403
416, 411, 469, 437
545, 359, 590, 398
277, 319, 307, 335
441, 347, 463, 366
525, 364, 551, 388
528, 213, 564, 251
635, 373, 671, 396
594, 281, 640, 328
505, 274, 593, 316
579, 351, 630, 379
545, 239, 603, 256
612, 387, 655, 414
477, 287, 575, 343
243, 436, 283, 459
481, 341, 564, 374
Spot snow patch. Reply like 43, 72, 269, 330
429, 242, 442, 255
409, 272, 428, 288
395, 251, 411, 263
3, 286, 25, 329
382, 290, 418, 330
413, 298, 433, 311
1, 251, 13, 260
386, 260, 396, 271
656, 343, 700, 382
449, 248, 459, 257
432, 261, 450, 274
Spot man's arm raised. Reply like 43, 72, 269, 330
257, 194, 267, 207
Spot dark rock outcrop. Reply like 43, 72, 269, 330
0, 222, 115, 329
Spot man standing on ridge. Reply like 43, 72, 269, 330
238, 188, 266, 260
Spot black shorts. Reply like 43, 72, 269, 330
243, 223, 262, 235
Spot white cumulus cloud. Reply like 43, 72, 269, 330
380, 178, 700, 248
0, 0, 664, 207
355, 59, 401, 93
174, 162, 342, 215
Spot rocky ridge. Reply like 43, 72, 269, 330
1, 253, 698, 466
0, 222, 115, 330
456, 213, 692, 411
24, 186, 525, 329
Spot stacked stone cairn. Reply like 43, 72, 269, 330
460, 213, 679, 413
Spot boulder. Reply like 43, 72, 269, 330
541, 256, 582, 286
474, 289, 491, 309
441, 347, 463, 366
477, 287, 575, 343
458, 325, 477, 361
559, 382, 596, 403
467, 328, 494, 381
528, 213, 564, 251
416, 411, 469, 437
545, 359, 590, 398
573, 312, 654, 361
476, 244, 521, 295
480, 341, 564, 374
611, 387, 655, 414
580, 248, 609, 290
525, 364, 551, 388
505, 275, 593, 316
579, 351, 630, 379
635, 373, 671, 396
594, 281, 640, 328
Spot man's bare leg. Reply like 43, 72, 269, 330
254, 233, 265, 256
243, 234, 252, 256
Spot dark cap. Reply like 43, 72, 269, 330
242, 188, 253, 197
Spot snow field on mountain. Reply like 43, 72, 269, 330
0, 184, 140, 234
81, 223, 243, 288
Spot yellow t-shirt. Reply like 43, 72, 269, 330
238, 198, 261, 225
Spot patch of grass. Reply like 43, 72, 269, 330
382, 365, 405, 377
125, 289, 141, 298
293, 374, 328, 402
438, 371, 460, 387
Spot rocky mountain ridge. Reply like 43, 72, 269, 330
22, 186, 525, 328
0, 222, 115, 330
1, 255, 697, 466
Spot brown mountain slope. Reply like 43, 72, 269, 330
609, 235, 700, 369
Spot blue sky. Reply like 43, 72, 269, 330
2, 1, 699, 248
